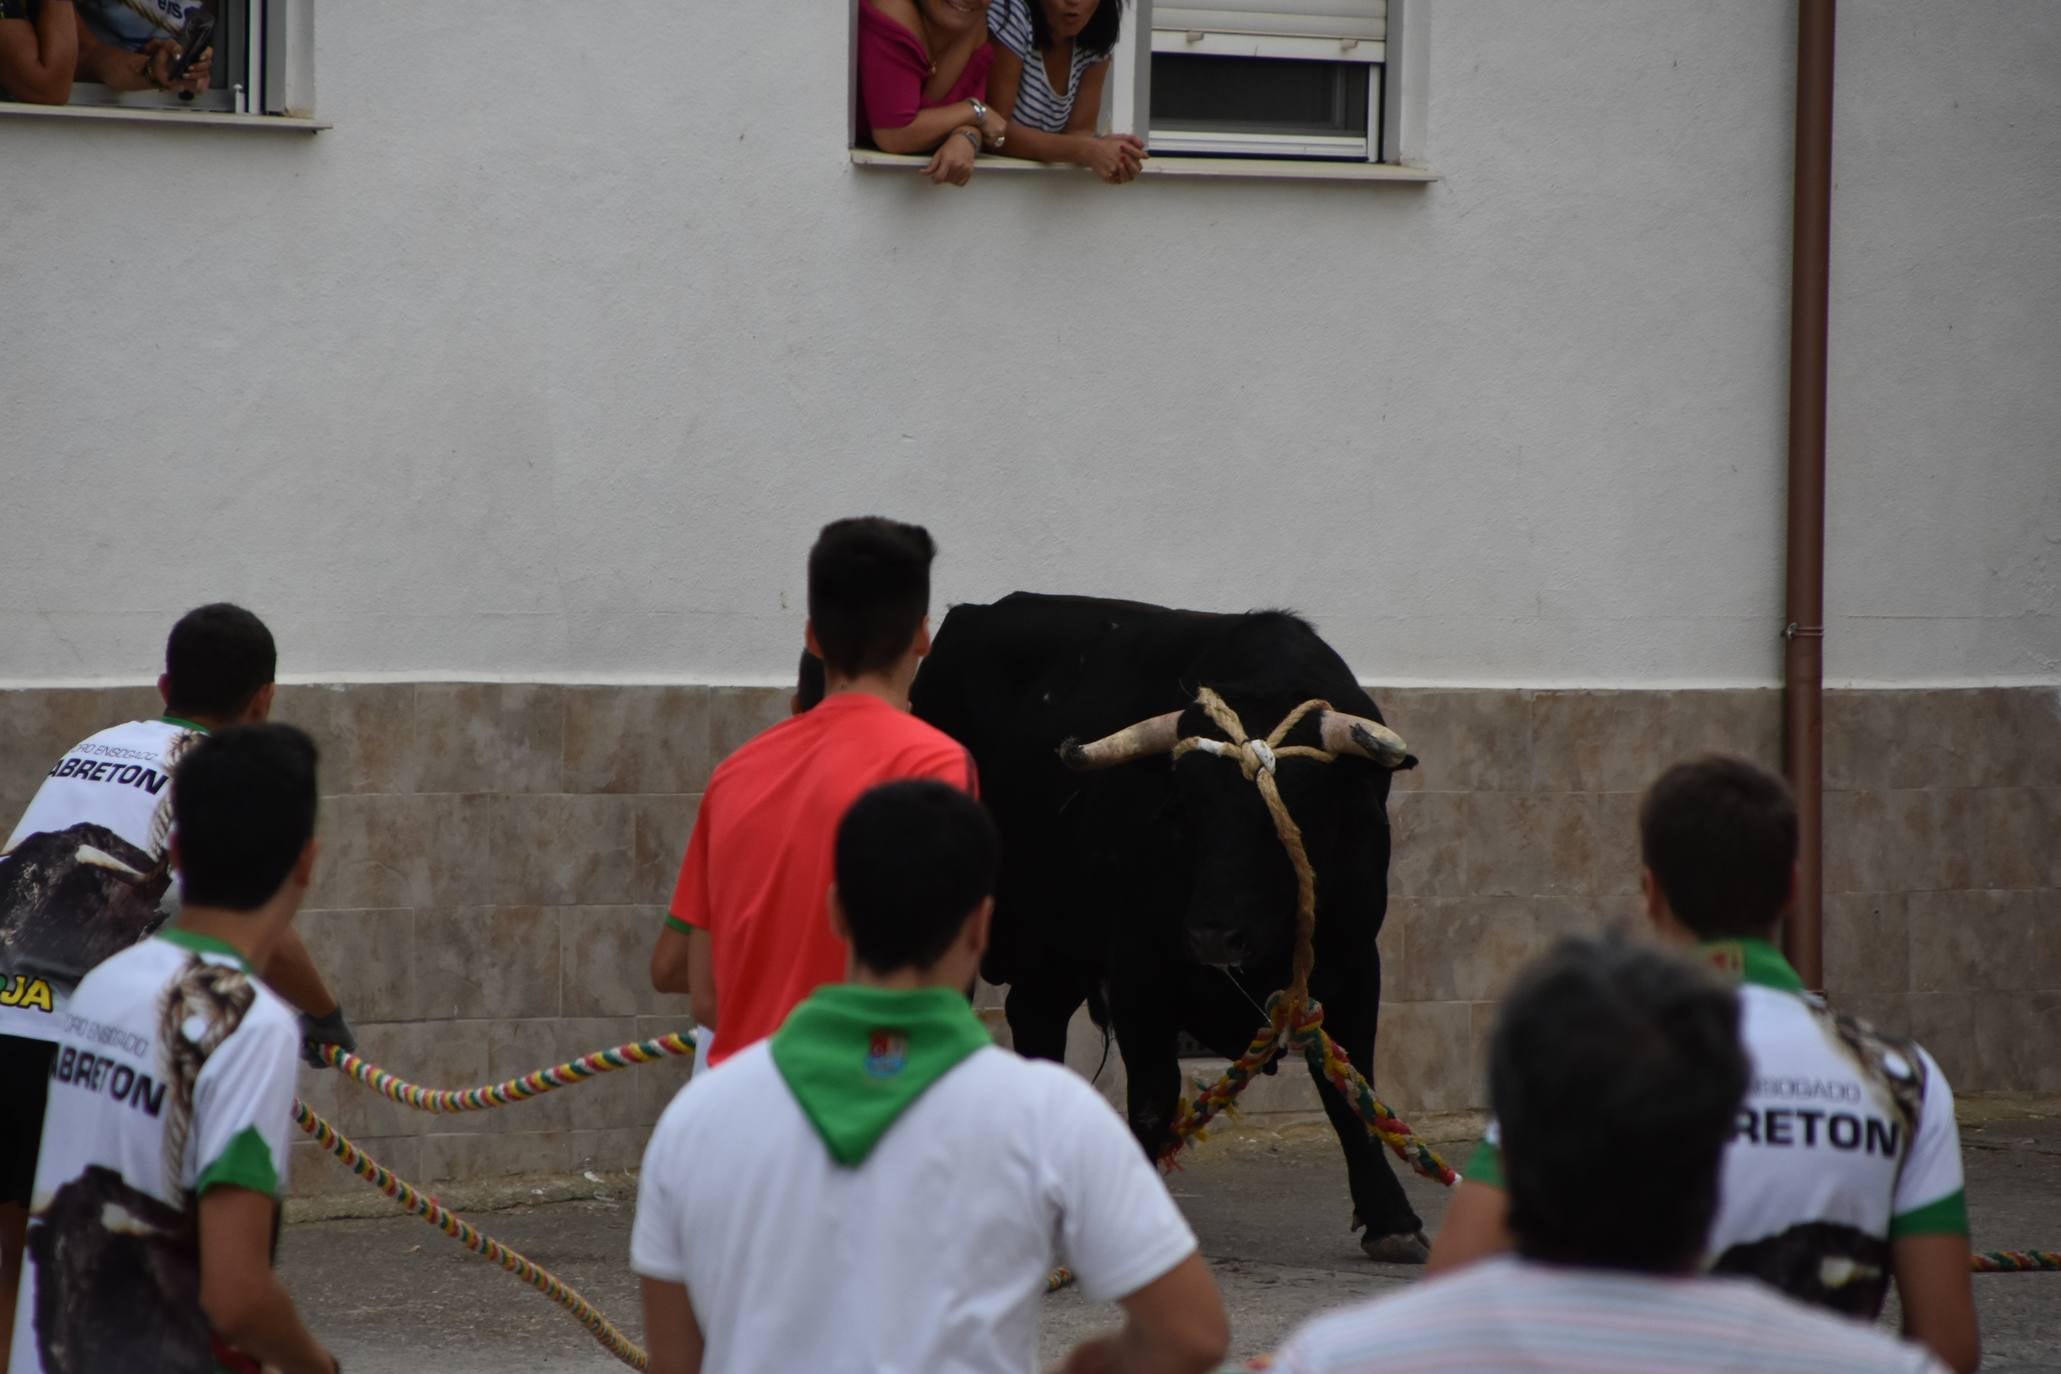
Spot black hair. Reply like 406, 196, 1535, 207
834, 780, 998, 973
164, 603, 276, 721
795, 650, 826, 713
1031, 0, 1124, 60
1640, 756, 1799, 940
173, 724, 320, 912
1494, 934, 1748, 1272
806, 518, 936, 679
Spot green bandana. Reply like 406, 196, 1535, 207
1702, 937, 1807, 993
770, 985, 993, 1167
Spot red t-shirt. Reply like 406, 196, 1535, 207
855, 0, 994, 146
667, 693, 977, 1065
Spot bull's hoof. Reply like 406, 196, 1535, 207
1359, 1230, 1431, 1265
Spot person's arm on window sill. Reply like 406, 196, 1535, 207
986, 57, 1142, 182
0, 0, 78, 105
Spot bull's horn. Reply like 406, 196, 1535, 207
75, 845, 146, 880
1320, 712, 1417, 771
1059, 710, 1184, 771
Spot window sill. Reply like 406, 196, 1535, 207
849, 147, 1436, 183
0, 102, 326, 132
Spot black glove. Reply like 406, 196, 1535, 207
301, 1005, 357, 1069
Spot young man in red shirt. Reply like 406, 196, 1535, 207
650, 518, 976, 1068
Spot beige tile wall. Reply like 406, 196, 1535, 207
0, 683, 2053, 1192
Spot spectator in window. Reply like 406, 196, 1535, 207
0, 0, 78, 105
66, 0, 211, 96
858, 0, 1009, 187
1274, 935, 1949, 1374
986, 0, 1144, 182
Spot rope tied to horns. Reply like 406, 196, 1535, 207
1104, 687, 1456, 1186
1169, 690, 1336, 1007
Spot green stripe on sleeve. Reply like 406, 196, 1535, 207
1890, 1188, 1970, 1238
1464, 1137, 1504, 1188
663, 914, 696, 936
196, 1124, 280, 1199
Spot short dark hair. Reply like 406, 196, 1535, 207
1639, 756, 1799, 939
174, 724, 320, 911
164, 604, 277, 721
795, 650, 826, 713
1031, 0, 1125, 59
834, 781, 998, 973
806, 518, 936, 679
1494, 934, 1748, 1272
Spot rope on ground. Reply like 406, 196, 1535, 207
292, 1099, 650, 1370
322, 1031, 697, 1111
1159, 690, 1457, 1188
1972, 1249, 2061, 1273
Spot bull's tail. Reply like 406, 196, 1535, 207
1086, 981, 1110, 1031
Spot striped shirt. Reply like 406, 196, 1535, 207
1276, 1257, 1948, 1374
987, 0, 1106, 132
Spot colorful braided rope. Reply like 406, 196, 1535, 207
1972, 1249, 2061, 1272
292, 1100, 649, 1369
1164, 994, 1457, 1188
322, 1032, 696, 1112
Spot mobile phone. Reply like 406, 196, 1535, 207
167, 11, 215, 82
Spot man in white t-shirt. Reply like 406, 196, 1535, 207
1278, 935, 1947, 1374
9, 724, 338, 1374
0, 604, 354, 1370
1428, 757, 1978, 1373
632, 780, 1228, 1374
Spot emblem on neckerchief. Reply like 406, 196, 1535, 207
864, 1030, 908, 1079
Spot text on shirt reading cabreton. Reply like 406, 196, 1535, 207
47, 755, 171, 794
1735, 1107, 1899, 1157
49, 1045, 167, 1117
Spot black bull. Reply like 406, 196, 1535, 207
911, 593, 1429, 1255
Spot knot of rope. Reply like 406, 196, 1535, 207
1170, 688, 1335, 1003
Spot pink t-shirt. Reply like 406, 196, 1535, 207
856, 0, 993, 145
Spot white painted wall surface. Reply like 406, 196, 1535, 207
0, 1, 2053, 688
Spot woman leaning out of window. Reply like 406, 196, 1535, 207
986, 0, 1143, 183
857, 0, 1010, 187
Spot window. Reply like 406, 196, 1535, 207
1, 0, 314, 120
1131, 0, 1390, 162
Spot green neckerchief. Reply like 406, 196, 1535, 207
159, 714, 212, 734
769, 984, 992, 1167
1702, 937, 1806, 993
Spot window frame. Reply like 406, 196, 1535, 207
1113, 0, 1429, 170
1145, 35, 1381, 162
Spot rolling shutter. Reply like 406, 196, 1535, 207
1152, 0, 1387, 43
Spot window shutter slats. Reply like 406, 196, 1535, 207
1152, 0, 1386, 42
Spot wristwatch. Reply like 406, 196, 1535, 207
969, 97, 989, 129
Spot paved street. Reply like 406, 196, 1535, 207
284, 1110, 2061, 1371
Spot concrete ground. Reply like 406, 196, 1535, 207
283, 1107, 2061, 1372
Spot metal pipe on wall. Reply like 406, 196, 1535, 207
1783, 0, 1835, 989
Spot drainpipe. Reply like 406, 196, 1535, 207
1783, 0, 1835, 990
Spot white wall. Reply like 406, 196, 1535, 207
0, 0, 2053, 688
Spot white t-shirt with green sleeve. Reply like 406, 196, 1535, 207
8, 928, 299, 1374
1464, 938, 1968, 1320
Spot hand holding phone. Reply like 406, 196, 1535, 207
167, 11, 215, 83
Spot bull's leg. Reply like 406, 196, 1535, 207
1002, 973, 1087, 1064
1307, 981, 1427, 1262
1110, 980, 1183, 1164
